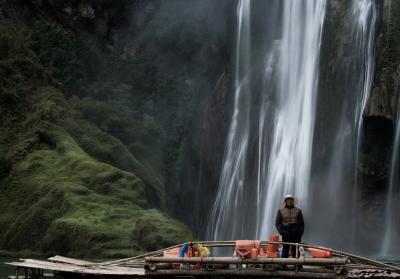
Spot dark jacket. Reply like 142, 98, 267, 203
275, 206, 304, 239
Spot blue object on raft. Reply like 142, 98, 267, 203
179, 243, 189, 257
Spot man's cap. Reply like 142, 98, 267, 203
282, 194, 297, 204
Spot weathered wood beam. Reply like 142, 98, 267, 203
48, 256, 95, 266
145, 269, 340, 278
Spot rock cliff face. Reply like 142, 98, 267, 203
179, 71, 233, 234
357, 0, 400, 250
368, 0, 400, 119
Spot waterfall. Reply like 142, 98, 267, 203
258, 0, 326, 238
207, 0, 327, 241
206, 0, 381, 248
206, 0, 251, 240
309, 0, 378, 251
350, 0, 377, 247
382, 97, 400, 255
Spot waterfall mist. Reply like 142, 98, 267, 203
310, 0, 379, 253
382, 96, 400, 255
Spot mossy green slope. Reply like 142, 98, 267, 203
0, 88, 191, 257
0, 2, 192, 257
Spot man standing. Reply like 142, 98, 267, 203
275, 195, 304, 258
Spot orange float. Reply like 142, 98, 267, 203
307, 247, 332, 258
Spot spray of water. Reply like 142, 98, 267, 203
256, 42, 280, 234
381, 96, 400, 255
309, 0, 378, 250
258, 0, 326, 238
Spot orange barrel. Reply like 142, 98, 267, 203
235, 240, 254, 258
267, 234, 280, 252
235, 240, 261, 258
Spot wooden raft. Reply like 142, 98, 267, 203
6, 241, 400, 279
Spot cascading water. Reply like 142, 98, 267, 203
256, 42, 280, 235
206, 0, 252, 241
207, 0, 327, 241
382, 97, 400, 255
206, 0, 383, 252
258, 0, 326, 238
350, 0, 377, 247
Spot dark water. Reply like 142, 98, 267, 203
0, 260, 16, 279
374, 257, 400, 266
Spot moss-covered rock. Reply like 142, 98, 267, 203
0, 92, 192, 257
0, 0, 234, 256
132, 209, 192, 251
0, 1, 194, 257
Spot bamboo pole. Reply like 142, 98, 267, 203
92, 243, 185, 267
145, 256, 348, 265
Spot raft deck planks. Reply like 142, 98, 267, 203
7, 258, 145, 277
47, 256, 95, 266
7, 259, 400, 279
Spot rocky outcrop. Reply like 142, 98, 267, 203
367, 0, 400, 119
178, 71, 233, 235
26, 0, 133, 51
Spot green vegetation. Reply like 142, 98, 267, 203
0, 1, 194, 257
0, 87, 191, 257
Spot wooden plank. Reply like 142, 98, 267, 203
21, 259, 88, 270
7, 261, 81, 273
48, 256, 95, 266
7, 260, 145, 276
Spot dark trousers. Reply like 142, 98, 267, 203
282, 235, 301, 258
